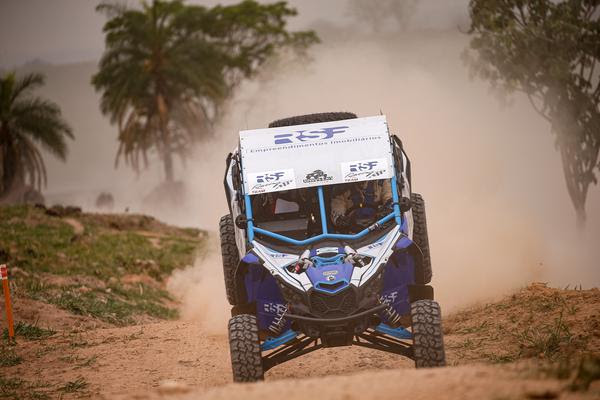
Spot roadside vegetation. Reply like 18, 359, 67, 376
465, 0, 600, 224
445, 282, 600, 388
0, 204, 205, 325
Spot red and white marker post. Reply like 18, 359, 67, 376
1, 264, 15, 340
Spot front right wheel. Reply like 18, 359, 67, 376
228, 314, 264, 382
411, 299, 446, 368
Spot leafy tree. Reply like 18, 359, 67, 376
465, 0, 600, 224
93, 0, 318, 182
0, 72, 73, 198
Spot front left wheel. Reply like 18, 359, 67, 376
228, 314, 264, 382
220, 214, 240, 305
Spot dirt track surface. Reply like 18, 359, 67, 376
114, 365, 596, 400
6, 320, 411, 397
3, 284, 600, 399
7, 319, 597, 400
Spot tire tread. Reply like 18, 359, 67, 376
228, 314, 264, 382
220, 214, 239, 305
411, 299, 446, 368
268, 112, 357, 128
411, 193, 432, 284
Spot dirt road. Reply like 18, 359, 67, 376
3, 284, 599, 399
6, 318, 411, 397
8, 318, 599, 400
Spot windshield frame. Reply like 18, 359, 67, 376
244, 175, 402, 246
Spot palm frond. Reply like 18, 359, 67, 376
0, 71, 73, 196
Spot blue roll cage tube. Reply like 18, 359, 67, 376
243, 174, 402, 246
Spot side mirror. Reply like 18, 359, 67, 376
235, 215, 248, 229
399, 197, 412, 213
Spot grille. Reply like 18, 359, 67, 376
309, 288, 357, 318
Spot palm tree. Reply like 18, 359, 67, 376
93, 0, 318, 183
93, 0, 227, 182
0, 72, 73, 199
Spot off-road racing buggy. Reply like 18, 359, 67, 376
221, 112, 445, 382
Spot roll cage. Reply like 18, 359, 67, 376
224, 132, 412, 248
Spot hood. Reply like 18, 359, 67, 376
251, 225, 404, 293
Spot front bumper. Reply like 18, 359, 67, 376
286, 303, 387, 347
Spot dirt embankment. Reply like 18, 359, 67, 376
2, 283, 599, 399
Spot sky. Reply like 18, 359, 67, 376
0, 0, 470, 68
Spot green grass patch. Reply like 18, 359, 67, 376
77, 355, 98, 368
2, 321, 55, 341
0, 344, 22, 367
49, 284, 177, 325
515, 311, 577, 360
0, 376, 24, 398
0, 205, 205, 325
59, 377, 87, 393
0, 376, 49, 400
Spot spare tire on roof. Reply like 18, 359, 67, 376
268, 112, 357, 128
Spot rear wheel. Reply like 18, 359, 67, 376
411, 299, 446, 368
268, 112, 357, 127
228, 314, 264, 382
220, 214, 239, 305
411, 193, 432, 284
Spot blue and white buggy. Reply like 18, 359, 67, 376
221, 112, 445, 382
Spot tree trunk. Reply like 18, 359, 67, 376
163, 140, 174, 183
156, 94, 174, 183
558, 131, 587, 230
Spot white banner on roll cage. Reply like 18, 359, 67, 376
240, 116, 394, 195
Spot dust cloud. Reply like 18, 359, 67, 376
167, 27, 598, 319
167, 235, 230, 334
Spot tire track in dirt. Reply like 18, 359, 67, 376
6, 319, 413, 398
4, 284, 599, 399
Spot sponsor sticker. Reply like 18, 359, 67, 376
316, 247, 339, 255
248, 169, 296, 195
273, 126, 348, 145
341, 158, 390, 182
367, 241, 384, 250
302, 169, 334, 185
380, 291, 399, 304
262, 302, 287, 315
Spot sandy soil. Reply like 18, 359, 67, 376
2, 285, 599, 399
4, 318, 410, 397
114, 365, 600, 400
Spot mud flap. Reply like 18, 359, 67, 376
408, 284, 434, 302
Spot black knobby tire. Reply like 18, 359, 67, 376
411, 300, 446, 368
411, 193, 432, 284
268, 112, 357, 128
220, 214, 239, 305
228, 314, 264, 382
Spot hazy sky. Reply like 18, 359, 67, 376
0, 0, 469, 68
